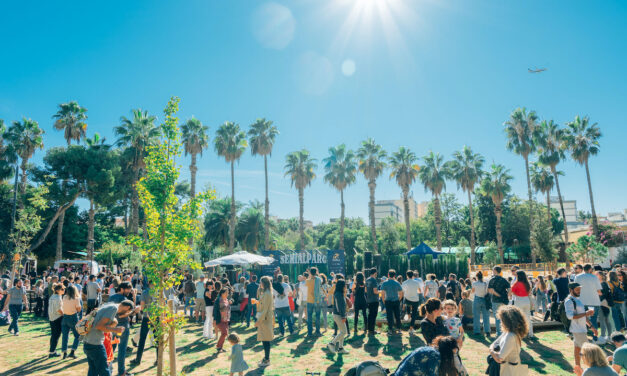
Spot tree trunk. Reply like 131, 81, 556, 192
29, 189, 82, 252
525, 154, 537, 268
552, 166, 569, 245
524, 154, 532, 203
264, 155, 270, 251
157, 293, 165, 376
298, 187, 305, 250
229, 161, 236, 253
87, 199, 95, 260
339, 189, 345, 251
434, 195, 442, 251
123, 195, 129, 236
19, 158, 28, 208
546, 191, 551, 225
56, 211, 65, 262
368, 180, 378, 253
585, 159, 599, 236
190, 153, 197, 198
495, 203, 504, 264
402, 187, 411, 252
131, 166, 140, 248
468, 190, 476, 264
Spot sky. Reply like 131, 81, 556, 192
1, 0, 626, 224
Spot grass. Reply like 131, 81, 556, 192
0, 312, 608, 376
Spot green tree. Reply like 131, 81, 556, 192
480, 163, 513, 263
204, 197, 239, 248
0, 119, 17, 181
566, 235, 608, 264
214, 121, 247, 253
449, 146, 484, 262
6, 118, 45, 198
237, 205, 265, 251
284, 149, 317, 250
504, 107, 538, 205
379, 217, 402, 255
323, 144, 357, 251
357, 138, 387, 253
566, 115, 601, 236
181, 117, 210, 199
419, 151, 450, 252
247, 118, 279, 251
389, 147, 419, 252
530, 162, 555, 224
530, 208, 558, 264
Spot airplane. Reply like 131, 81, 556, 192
528, 67, 547, 73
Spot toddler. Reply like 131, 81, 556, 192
228, 333, 248, 376
442, 299, 464, 348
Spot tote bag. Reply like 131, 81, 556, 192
501, 362, 528, 376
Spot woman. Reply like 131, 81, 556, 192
34, 280, 44, 317
511, 270, 534, 338
256, 276, 274, 367
471, 271, 490, 335
328, 274, 349, 354
352, 272, 368, 334
61, 284, 82, 359
433, 335, 468, 376
489, 305, 528, 376
597, 271, 613, 341
215, 288, 231, 353
420, 298, 449, 346
534, 276, 548, 315
48, 284, 65, 358
425, 274, 439, 299
319, 274, 329, 332
576, 343, 618, 376
203, 280, 215, 339
610, 271, 626, 331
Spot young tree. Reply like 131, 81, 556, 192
566, 235, 608, 264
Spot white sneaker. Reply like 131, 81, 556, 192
409, 328, 415, 336
327, 343, 337, 354
595, 337, 607, 345
258, 359, 270, 367
337, 348, 349, 354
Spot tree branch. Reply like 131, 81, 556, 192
29, 189, 83, 253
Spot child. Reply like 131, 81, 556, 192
442, 299, 464, 348
227, 333, 248, 376
459, 290, 473, 326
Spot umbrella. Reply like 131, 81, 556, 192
204, 251, 276, 267
406, 242, 444, 258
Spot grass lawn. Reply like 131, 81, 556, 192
0, 313, 608, 376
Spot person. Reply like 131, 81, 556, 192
554, 268, 571, 302
402, 270, 421, 335
566, 282, 597, 375
130, 286, 158, 367
227, 333, 248, 376
256, 276, 274, 367
295, 273, 308, 329
61, 284, 82, 359
108, 281, 137, 376
194, 275, 206, 323
608, 332, 627, 374
305, 267, 323, 336
442, 300, 464, 349
85, 300, 134, 376
235, 277, 248, 323
215, 288, 231, 352
414, 271, 426, 304
273, 274, 294, 336
459, 290, 473, 326
34, 280, 44, 317
420, 298, 449, 345
447, 274, 462, 303
3, 278, 28, 336
203, 280, 216, 339
471, 271, 490, 335
575, 264, 603, 344
352, 272, 367, 334
488, 305, 528, 376
244, 275, 259, 328
86, 275, 102, 314
433, 335, 468, 376
425, 274, 439, 299
608, 272, 625, 331
534, 276, 548, 315
597, 271, 613, 343
511, 270, 534, 339
319, 274, 330, 333
488, 266, 510, 336
365, 268, 379, 335
381, 269, 403, 334
394, 345, 441, 376
327, 274, 349, 354
576, 343, 619, 376
48, 283, 65, 358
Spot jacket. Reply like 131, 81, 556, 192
256, 289, 274, 342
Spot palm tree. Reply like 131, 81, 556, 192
85, 133, 110, 259
323, 144, 357, 251
357, 138, 387, 253
566, 115, 601, 236
535, 120, 570, 245
284, 149, 317, 250
480, 164, 513, 264
237, 206, 265, 251
247, 118, 279, 251
418, 151, 450, 251
449, 146, 484, 263
214, 122, 248, 253
6, 118, 45, 197
204, 198, 237, 248
52, 101, 88, 261
181, 117, 210, 199
388, 147, 420, 252
504, 108, 538, 204
115, 109, 159, 238
530, 162, 556, 223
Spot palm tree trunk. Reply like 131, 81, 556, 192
495, 203, 504, 264
87, 199, 95, 260
368, 180, 378, 253
123, 195, 129, 236
298, 187, 305, 250
525, 155, 537, 268
264, 155, 270, 251
546, 191, 552, 224
402, 187, 411, 252
467, 190, 476, 264
340, 189, 345, 251
434, 195, 442, 251
524, 155, 532, 203
229, 161, 236, 253
552, 166, 569, 245
585, 159, 599, 236
131, 167, 140, 236
190, 153, 197, 198
19, 158, 28, 208
56, 211, 64, 261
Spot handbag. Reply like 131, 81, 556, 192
500, 362, 528, 376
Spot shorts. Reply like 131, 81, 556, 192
572, 332, 588, 348
195, 298, 206, 311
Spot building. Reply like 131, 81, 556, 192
549, 196, 578, 223
374, 196, 424, 226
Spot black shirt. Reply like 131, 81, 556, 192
354, 284, 367, 308
553, 277, 570, 302
204, 288, 216, 306
246, 282, 259, 300
488, 275, 510, 305
420, 316, 449, 345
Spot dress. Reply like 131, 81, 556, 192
229, 343, 249, 373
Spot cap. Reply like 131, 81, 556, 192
568, 282, 580, 290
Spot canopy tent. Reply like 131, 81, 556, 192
204, 251, 276, 267
406, 242, 444, 258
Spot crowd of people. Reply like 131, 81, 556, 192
3, 262, 627, 376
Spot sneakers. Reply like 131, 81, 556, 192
327, 343, 337, 354
258, 359, 270, 367
68, 350, 77, 359
63, 352, 67, 360
595, 337, 608, 345
337, 347, 349, 354
409, 328, 415, 336
48, 353, 60, 359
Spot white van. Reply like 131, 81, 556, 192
53, 260, 100, 275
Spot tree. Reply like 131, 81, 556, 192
237, 206, 265, 251
418, 151, 450, 251
530, 208, 558, 265
480, 163, 513, 263
204, 198, 238, 249
181, 117, 209, 199
566, 235, 608, 264
0, 119, 16, 181
247, 118, 279, 251
323, 144, 357, 251
504, 107, 538, 204
284, 149, 317, 250
530, 162, 555, 223
357, 138, 387, 253
214, 121, 247, 254
566, 115, 601, 236
449, 146, 484, 263
52, 101, 88, 261
389, 147, 419, 252
6, 118, 45, 198
379, 217, 402, 255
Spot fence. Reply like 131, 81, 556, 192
470, 262, 570, 278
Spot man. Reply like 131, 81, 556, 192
86, 275, 102, 314
565, 282, 596, 376
553, 268, 570, 303
380, 270, 403, 334
574, 264, 603, 343
413, 271, 425, 305
609, 331, 627, 374
3, 278, 28, 336
365, 268, 379, 336
109, 282, 139, 376
401, 271, 421, 335
488, 266, 510, 336
183, 275, 196, 318
296, 273, 309, 329
571, 264, 583, 282
193, 275, 206, 323
305, 268, 323, 336
245, 275, 259, 327
447, 274, 461, 302
509, 266, 519, 287
84, 300, 134, 376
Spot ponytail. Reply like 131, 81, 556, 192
420, 298, 441, 316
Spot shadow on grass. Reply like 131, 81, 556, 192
324, 351, 346, 376
382, 333, 404, 360
363, 335, 382, 357
2, 355, 87, 376
181, 352, 219, 374
524, 338, 573, 374
291, 335, 320, 358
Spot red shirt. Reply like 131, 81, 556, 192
511, 281, 529, 297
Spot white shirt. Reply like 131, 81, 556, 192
297, 281, 307, 304
425, 280, 439, 298
273, 283, 292, 309
414, 277, 425, 293
472, 281, 489, 298
401, 279, 421, 302
574, 273, 602, 306
565, 295, 587, 333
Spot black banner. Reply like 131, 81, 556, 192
327, 250, 345, 276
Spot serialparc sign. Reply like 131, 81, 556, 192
280, 251, 327, 264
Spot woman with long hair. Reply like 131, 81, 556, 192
596, 271, 613, 342
420, 298, 449, 345
489, 305, 529, 375
511, 270, 534, 338
48, 283, 65, 358
611, 271, 626, 331
534, 276, 548, 315
352, 271, 368, 334
577, 343, 618, 376
60, 284, 82, 359
203, 280, 215, 339
328, 274, 349, 354
215, 288, 231, 353
256, 276, 274, 367
433, 335, 468, 376
319, 274, 329, 332
471, 271, 490, 335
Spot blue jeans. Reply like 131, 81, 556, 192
473, 296, 490, 334
306, 302, 321, 335
87, 299, 98, 314
276, 306, 294, 335
245, 303, 257, 326
117, 325, 130, 375
585, 305, 600, 339
84, 342, 110, 376
8, 304, 22, 333
492, 302, 503, 336
536, 292, 548, 313
185, 297, 195, 317
62, 313, 80, 352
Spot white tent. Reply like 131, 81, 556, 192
204, 251, 276, 267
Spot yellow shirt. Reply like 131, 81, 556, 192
62, 296, 82, 315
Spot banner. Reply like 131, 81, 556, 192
280, 250, 326, 265
327, 250, 345, 276
260, 250, 282, 276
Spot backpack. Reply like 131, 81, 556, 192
345, 361, 389, 376
76, 307, 99, 336
612, 282, 626, 302
558, 297, 574, 332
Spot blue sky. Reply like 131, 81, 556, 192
1, 0, 626, 224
